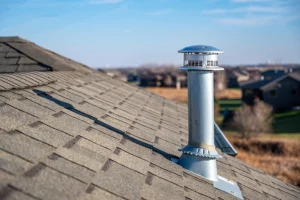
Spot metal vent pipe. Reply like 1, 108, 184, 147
178, 45, 223, 181
176, 45, 244, 200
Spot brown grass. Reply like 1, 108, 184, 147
228, 135, 300, 186
146, 87, 188, 102
215, 89, 242, 99
146, 87, 241, 102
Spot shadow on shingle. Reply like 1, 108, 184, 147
33, 89, 176, 160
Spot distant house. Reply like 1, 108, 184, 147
138, 72, 159, 87
240, 72, 300, 111
127, 73, 137, 82
176, 74, 187, 89
260, 70, 286, 80
138, 72, 179, 88
225, 68, 249, 88
161, 73, 175, 87
246, 69, 262, 81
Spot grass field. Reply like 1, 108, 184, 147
273, 111, 300, 134
215, 99, 241, 111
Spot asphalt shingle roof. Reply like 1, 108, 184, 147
0, 42, 51, 73
0, 36, 299, 200
0, 37, 94, 73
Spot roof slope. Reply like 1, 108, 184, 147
0, 37, 299, 200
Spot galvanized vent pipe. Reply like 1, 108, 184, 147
177, 45, 243, 199
178, 45, 223, 181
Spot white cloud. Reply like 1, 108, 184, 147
203, 6, 286, 14
217, 15, 277, 26
88, 0, 123, 4
232, 0, 300, 5
203, 0, 299, 26
217, 14, 299, 26
232, 0, 272, 3
147, 9, 173, 16
203, 9, 227, 14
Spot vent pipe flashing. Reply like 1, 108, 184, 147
177, 45, 243, 199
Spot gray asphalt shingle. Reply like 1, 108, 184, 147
93, 160, 145, 200
42, 153, 95, 183
18, 122, 73, 147
142, 172, 184, 200
0, 150, 33, 175
11, 164, 86, 200
18, 57, 37, 65
0, 131, 54, 162
0, 104, 37, 131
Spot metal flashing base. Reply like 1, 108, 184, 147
179, 145, 221, 158
171, 158, 243, 200
214, 176, 243, 200
178, 154, 219, 181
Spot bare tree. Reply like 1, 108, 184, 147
232, 101, 273, 139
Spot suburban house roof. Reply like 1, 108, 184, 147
261, 70, 286, 77
0, 36, 299, 200
240, 72, 300, 91
226, 69, 249, 79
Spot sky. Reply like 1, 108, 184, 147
0, 0, 300, 68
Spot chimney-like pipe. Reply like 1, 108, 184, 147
178, 45, 223, 181
188, 71, 214, 146
176, 45, 244, 200
180, 71, 219, 181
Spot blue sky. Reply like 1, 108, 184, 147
1, 0, 300, 68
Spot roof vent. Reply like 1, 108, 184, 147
177, 45, 243, 199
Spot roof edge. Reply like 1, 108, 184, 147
0, 36, 30, 43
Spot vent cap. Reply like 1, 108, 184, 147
178, 45, 224, 54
